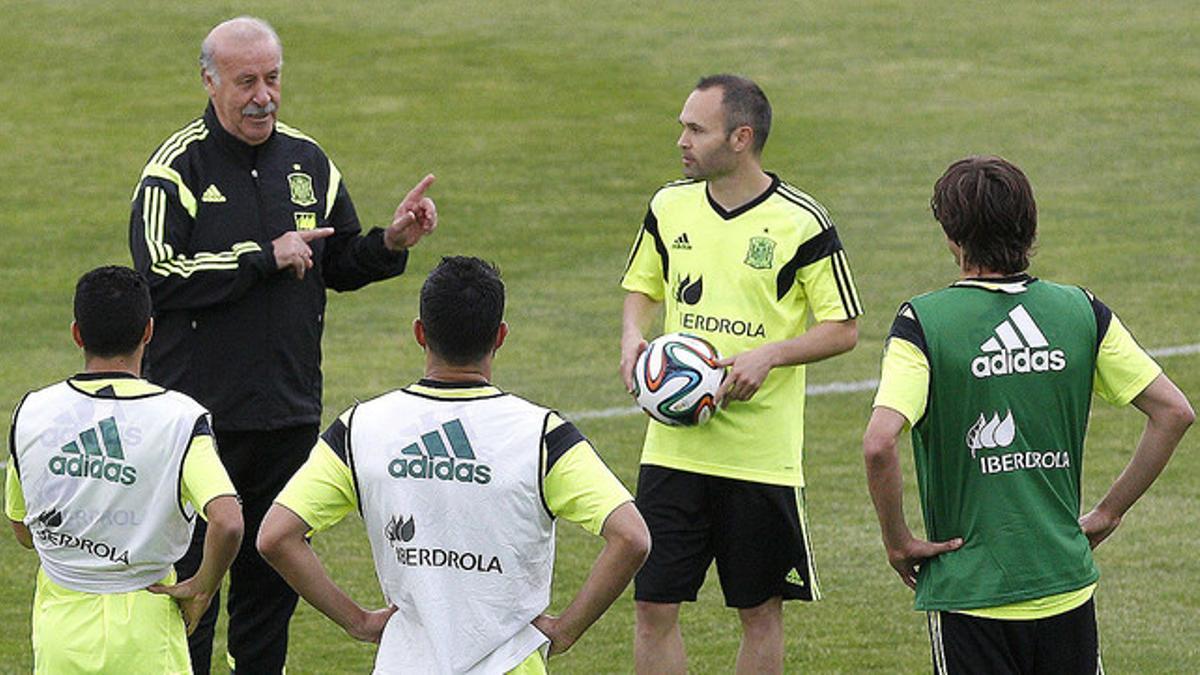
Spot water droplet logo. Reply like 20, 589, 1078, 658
966, 410, 1016, 457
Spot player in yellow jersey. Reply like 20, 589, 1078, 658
7, 266, 242, 674
620, 75, 861, 674
258, 256, 650, 674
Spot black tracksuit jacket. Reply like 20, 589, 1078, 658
129, 103, 407, 431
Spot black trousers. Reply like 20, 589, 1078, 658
176, 424, 318, 675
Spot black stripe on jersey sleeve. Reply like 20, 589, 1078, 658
320, 417, 350, 463
775, 228, 843, 301
177, 413, 215, 522
1082, 288, 1113, 354
888, 303, 929, 357
8, 392, 31, 478
642, 210, 670, 281
537, 412, 554, 520
545, 421, 587, 474
343, 405, 365, 516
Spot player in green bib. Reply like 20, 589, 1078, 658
863, 156, 1194, 674
621, 75, 861, 674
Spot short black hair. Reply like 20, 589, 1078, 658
695, 74, 772, 155
74, 266, 152, 358
931, 155, 1038, 274
419, 257, 505, 365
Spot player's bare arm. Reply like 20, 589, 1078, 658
863, 406, 962, 589
9, 520, 32, 549
533, 502, 650, 656
620, 292, 662, 392
716, 318, 857, 406
149, 495, 243, 634
1080, 374, 1193, 549
257, 503, 397, 643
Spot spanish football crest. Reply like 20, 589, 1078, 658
744, 236, 776, 269
287, 172, 318, 207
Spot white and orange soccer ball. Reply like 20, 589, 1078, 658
632, 332, 726, 427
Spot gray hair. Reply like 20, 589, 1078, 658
199, 16, 283, 85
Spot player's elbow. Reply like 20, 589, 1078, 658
829, 319, 858, 355
207, 501, 244, 551
1165, 397, 1196, 435
607, 504, 652, 567
862, 430, 897, 469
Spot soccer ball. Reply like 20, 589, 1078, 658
632, 332, 725, 426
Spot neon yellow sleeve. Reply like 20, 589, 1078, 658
620, 210, 667, 302
274, 440, 358, 533
797, 250, 863, 322
180, 433, 237, 519
4, 461, 25, 521
543, 415, 633, 536
1093, 315, 1162, 406
872, 337, 930, 428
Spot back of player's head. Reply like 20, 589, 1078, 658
419, 256, 505, 365
695, 74, 772, 155
74, 266, 152, 358
931, 155, 1038, 274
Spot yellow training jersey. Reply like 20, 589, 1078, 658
621, 174, 861, 486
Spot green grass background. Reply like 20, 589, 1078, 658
1, 1, 1197, 672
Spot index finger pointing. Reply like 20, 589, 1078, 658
404, 174, 437, 201
299, 227, 335, 242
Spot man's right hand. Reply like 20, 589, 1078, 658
346, 605, 398, 644
148, 576, 216, 635
620, 334, 648, 394
273, 227, 335, 279
886, 536, 963, 590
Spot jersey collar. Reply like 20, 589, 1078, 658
204, 102, 274, 165
67, 372, 165, 399
952, 273, 1038, 294
403, 378, 506, 401
705, 172, 780, 221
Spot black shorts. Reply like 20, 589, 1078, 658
928, 597, 1102, 674
633, 464, 819, 608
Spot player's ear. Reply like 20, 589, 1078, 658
731, 125, 754, 153
413, 318, 427, 348
493, 322, 509, 353
70, 321, 85, 349
142, 318, 154, 346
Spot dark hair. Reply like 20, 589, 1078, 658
419, 256, 505, 365
695, 74, 772, 155
931, 155, 1037, 274
74, 266, 152, 358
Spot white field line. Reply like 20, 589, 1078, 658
567, 342, 1200, 421
0, 344, 1196, 471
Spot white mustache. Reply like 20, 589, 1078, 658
242, 101, 278, 116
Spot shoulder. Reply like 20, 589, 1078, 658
768, 177, 836, 235
274, 121, 331, 158
143, 116, 210, 172
648, 178, 704, 211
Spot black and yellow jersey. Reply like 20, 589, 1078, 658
621, 174, 861, 486
129, 103, 409, 431
275, 380, 632, 537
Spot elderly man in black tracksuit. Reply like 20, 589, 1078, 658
128, 16, 437, 673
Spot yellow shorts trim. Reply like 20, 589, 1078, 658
506, 647, 548, 675
32, 568, 190, 675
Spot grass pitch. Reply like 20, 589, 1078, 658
1, 1, 1197, 672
